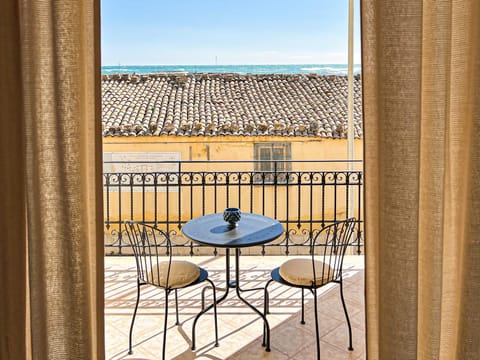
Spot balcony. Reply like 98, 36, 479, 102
103, 159, 365, 358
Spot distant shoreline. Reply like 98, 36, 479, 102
101, 64, 361, 76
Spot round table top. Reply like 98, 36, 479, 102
182, 213, 284, 248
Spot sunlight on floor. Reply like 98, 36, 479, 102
105, 255, 365, 360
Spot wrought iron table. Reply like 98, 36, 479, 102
182, 212, 284, 352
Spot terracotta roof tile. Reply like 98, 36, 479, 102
102, 73, 363, 138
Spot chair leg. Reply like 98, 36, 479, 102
128, 281, 141, 355
301, 288, 306, 324
313, 288, 320, 360
201, 285, 210, 310
263, 279, 274, 348
162, 289, 169, 360
339, 280, 354, 351
208, 279, 219, 347
174, 289, 180, 325
191, 306, 199, 351
192, 280, 219, 350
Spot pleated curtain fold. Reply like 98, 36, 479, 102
0, 1, 104, 359
362, 0, 480, 359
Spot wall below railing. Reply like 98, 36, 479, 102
104, 160, 363, 255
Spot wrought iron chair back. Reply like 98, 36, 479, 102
124, 220, 174, 288
310, 218, 357, 286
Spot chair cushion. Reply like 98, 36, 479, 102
149, 260, 200, 289
279, 258, 335, 287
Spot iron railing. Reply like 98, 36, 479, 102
103, 160, 363, 255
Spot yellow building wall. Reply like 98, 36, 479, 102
103, 136, 362, 168
103, 136, 363, 236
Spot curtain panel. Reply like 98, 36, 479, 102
362, 0, 480, 359
0, 1, 104, 359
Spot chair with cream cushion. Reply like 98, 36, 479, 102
124, 221, 218, 360
264, 218, 357, 360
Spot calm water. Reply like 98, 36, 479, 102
102, 64, 361, 75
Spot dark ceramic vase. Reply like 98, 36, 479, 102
223, 208, 241, 227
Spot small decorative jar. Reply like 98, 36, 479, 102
223, 208, 241, 227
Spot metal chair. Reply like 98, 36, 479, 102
263, 218, 357, 359
123, 220, 219, 360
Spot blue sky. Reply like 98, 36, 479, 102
101, 0, 361, 66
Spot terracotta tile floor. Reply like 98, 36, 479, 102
105, 255, 365, 360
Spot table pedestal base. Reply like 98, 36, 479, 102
191, 248, 271, 352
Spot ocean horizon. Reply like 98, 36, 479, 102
102, 64, 361, 76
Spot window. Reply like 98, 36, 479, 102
254, 143, 291, 184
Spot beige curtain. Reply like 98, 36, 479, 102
0, 1, 104, 359
362, 1, 480, 359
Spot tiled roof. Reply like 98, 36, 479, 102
102, 73, 362, 138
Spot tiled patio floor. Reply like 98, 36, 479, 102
105, 255, 365, 360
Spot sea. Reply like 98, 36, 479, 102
101, 64, 361, 76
